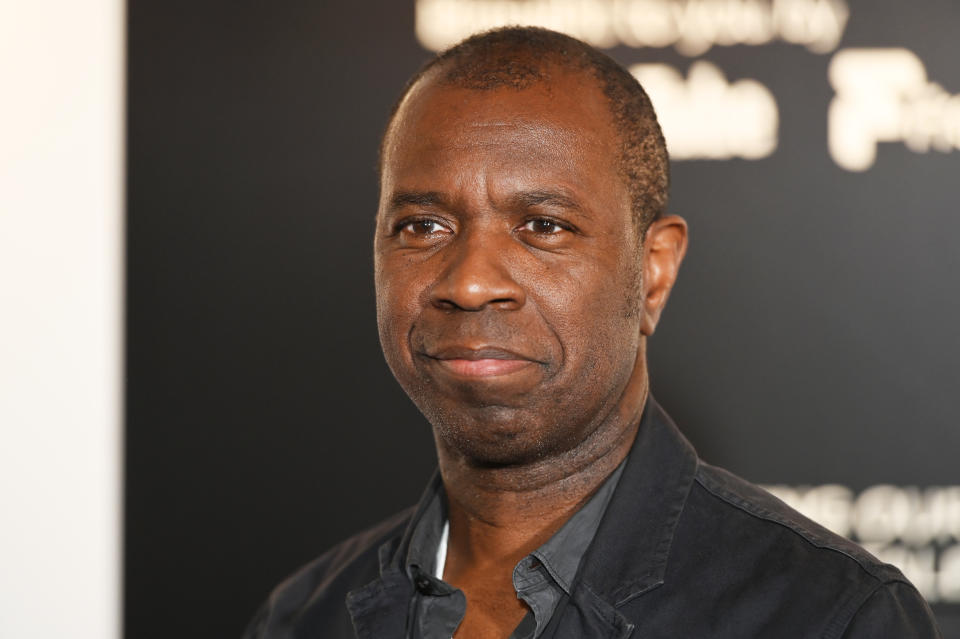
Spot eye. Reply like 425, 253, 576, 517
397, 218, 450, 236
521, 218, 568, 235
390, 217, 453, 248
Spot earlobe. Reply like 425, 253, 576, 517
640, 215, 688, 336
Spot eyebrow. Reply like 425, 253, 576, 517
387, 190, 447, 212
510, 189, 590, 218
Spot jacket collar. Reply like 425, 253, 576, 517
347, 396, 699, 637
577, 396, 699, 606
542, 397, 699, 638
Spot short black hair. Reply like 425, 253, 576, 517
380, 26, 669, 234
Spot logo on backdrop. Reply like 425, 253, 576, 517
414, 0, 959, 171
828, 49, 960, 171
629, 61, 778, 159
415, 0, 850, 55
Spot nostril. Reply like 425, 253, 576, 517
489, 297, 519, 310
432, 298, 460, 312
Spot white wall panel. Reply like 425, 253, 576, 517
0, 1, 123, 637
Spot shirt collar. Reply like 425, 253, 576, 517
404, 483, 446, 582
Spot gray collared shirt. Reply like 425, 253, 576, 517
404, 460, 627, 639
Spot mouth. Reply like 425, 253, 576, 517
423, 346, 540, 379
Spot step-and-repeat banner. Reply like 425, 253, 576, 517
126, 1, 959, 637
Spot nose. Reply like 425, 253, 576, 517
429, 232, 526, 312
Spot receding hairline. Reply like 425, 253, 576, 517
381, 60, 617, 162
381, 45, 612, 168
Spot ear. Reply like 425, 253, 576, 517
640, 215, 688, 336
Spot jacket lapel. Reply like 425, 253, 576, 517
564, 397, 699, 633
546, 585, 637, 638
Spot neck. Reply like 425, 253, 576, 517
437, 355, 649, 567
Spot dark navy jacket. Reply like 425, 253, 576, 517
244, 399, 942, 638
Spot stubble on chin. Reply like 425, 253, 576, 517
425, 401, 554, 469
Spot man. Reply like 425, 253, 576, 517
245, 27, 941, 638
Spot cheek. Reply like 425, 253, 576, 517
537, 251, 638, 327
375, 257, 426, 365
530, 251, 641, 370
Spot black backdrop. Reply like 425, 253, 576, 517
126, 2, 960, 637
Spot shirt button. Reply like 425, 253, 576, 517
415, 575, 432, 593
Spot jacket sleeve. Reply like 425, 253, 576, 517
840, 581, 942, 639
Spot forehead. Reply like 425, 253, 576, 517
381, 69, 624, 200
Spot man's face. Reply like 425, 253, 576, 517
375, 68, 648, 466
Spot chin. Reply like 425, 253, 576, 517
428, 404, 567, 468
446, 437, 548, 468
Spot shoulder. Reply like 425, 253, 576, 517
693, 462, 902, 583
666, 462, 940, 638
242, 507, 414, 639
